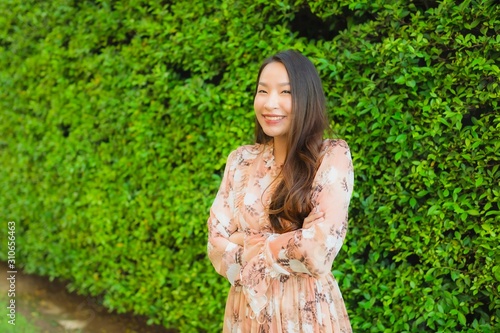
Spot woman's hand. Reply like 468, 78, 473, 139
230, 231, 268, 264
303, 210, 325, 226
242, 231, 267, 264
229, 231, 244, 246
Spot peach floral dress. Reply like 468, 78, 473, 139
207, 139, 354, 333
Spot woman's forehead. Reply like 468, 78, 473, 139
259, 62, 290, 84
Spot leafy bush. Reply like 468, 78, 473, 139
0, 0, 498, 332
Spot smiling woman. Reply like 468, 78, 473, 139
254, 62, 293, 148
207, 50, 354, 332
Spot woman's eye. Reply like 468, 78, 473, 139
258, 90, 267, 94
282, 90, 291, 94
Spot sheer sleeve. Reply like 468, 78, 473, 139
207, 149, 244, 286
264, 139, 354, 278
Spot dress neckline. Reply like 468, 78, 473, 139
262, 141, 284, 170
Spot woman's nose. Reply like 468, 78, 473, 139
264, 92, 279, 110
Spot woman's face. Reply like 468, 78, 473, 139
254, 61, 293, 141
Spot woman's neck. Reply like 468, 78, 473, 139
273, 137, 287, 165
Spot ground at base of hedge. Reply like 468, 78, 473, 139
0, 261, 178, 333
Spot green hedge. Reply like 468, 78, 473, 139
1, 0, 498, 332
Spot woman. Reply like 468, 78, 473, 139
207, 50, 354, 332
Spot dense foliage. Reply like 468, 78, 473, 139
1, 0, 498, 332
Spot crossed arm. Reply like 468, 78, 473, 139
207, 141, 354, 283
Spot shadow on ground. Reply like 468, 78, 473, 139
1, 261, 179, 333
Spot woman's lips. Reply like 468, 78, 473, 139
262, 114, 286, 123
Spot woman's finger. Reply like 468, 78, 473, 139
304, 211, 325, 224
229, 231, 244, 246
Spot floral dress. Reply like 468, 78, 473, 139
207, 139, 354, 333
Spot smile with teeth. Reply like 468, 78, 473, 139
264, 115, 286, 120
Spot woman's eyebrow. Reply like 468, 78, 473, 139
258, 82, 291, 86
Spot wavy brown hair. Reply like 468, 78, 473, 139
254, 50, 329, 233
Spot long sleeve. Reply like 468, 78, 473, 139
240, 140, 354, 315
207, 149, 244, 286
265, 140, 354, 278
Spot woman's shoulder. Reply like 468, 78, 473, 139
226, 143, 263, 163
316, 139, 354, 183
321, 138, 350, 154
232, 143, 262, 156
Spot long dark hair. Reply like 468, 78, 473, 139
254, 50, 329, 233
